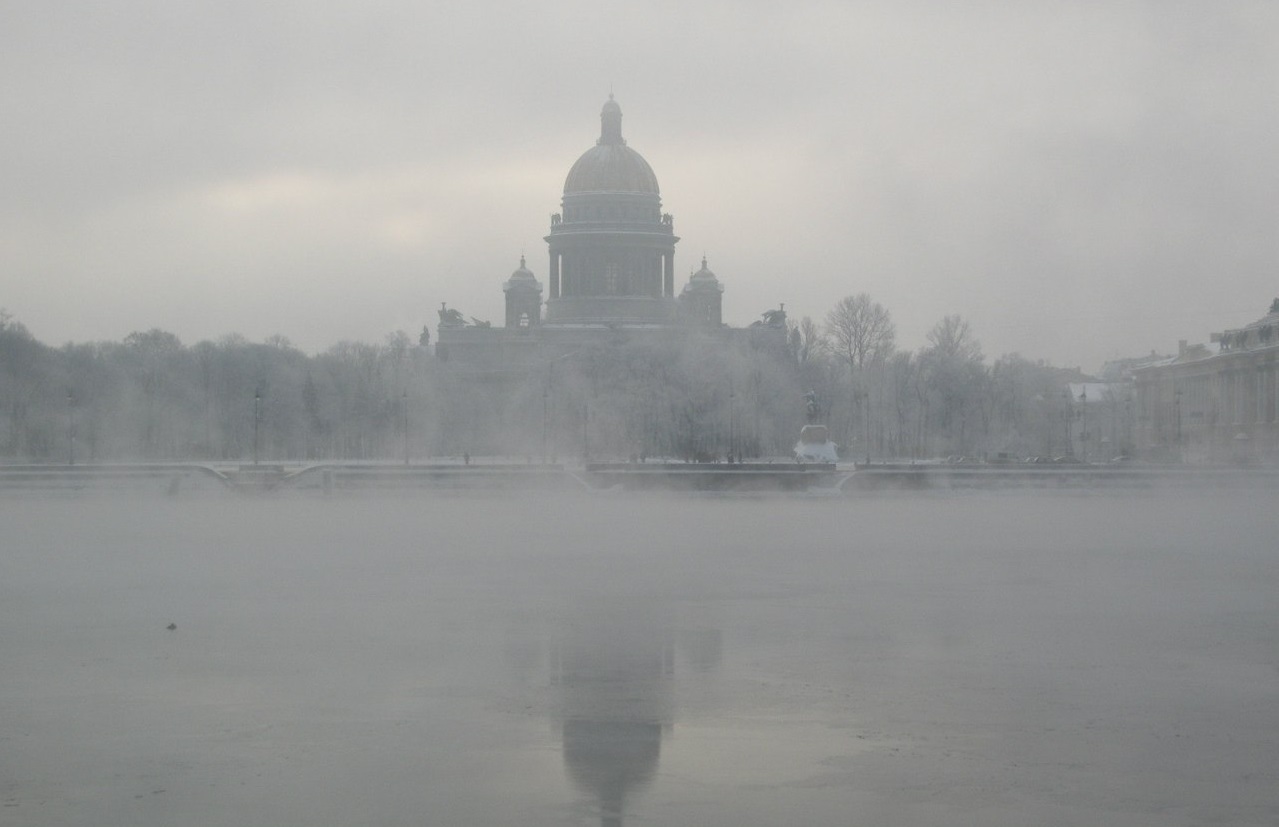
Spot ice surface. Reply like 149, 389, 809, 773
1, 490, 1276, 826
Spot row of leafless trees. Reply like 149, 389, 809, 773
790, 294, 1093, 459
0, 311, 808, 463
1, 303, 1094, 463
1, 312, 440, 462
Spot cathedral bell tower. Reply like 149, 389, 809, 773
679, 256, 723, 327
503, 256, 542, 328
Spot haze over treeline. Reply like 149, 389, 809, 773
2, 298, 1105, 463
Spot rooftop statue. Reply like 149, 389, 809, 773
753, 306, 788, 328
438, 304, 467, 327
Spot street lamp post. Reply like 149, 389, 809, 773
1174, 387, 1183, 461
67, 390, 75, 466
1079, 387, 1088, 463
402, 389, 409, 465
863, 386, 871, 465
1062, 388, 1072, 457
253, 391, 261, 466
728, 378, 735, 463
1124, 395, 1133, 455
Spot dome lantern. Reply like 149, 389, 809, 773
563, 96, 659, 195
503, 255, 543, 329
599, 94, 624, 145
545, 97, 680, 324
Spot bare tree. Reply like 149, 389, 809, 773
920, 315, 986, 455
925, 314, 982, 363
788, 316, 824, 365
825, 294, 896, 369
824, 294, 895, 460
0, 310, 51, 457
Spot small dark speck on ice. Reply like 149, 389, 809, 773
166, 623, 176, 631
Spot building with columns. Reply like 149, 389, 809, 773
1132, 299, 1279, 464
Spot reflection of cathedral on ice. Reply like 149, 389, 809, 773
552, 609, 674, 827
497, 594, 724, 826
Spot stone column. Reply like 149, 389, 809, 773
1271, 363, 1278, 423
1255, 364, 1264, 424
663, 252, 674, 298
550, 252, 560, 299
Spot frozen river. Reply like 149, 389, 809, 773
2, 489, 1277, 826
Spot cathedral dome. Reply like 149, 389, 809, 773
563, 96, 660, 195
564, 146, 659, 194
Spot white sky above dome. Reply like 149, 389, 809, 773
3, 1, 1276, 372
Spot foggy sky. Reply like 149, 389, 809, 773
3, 1, 1276, 371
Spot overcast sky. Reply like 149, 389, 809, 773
3, 1, 1276, 371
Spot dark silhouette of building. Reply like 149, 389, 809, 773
429, 97, 796, 460
436, 96, 770, 366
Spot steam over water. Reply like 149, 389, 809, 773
3, 491, 1276, 826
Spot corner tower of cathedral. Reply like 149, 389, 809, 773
544, 96, 681, 324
